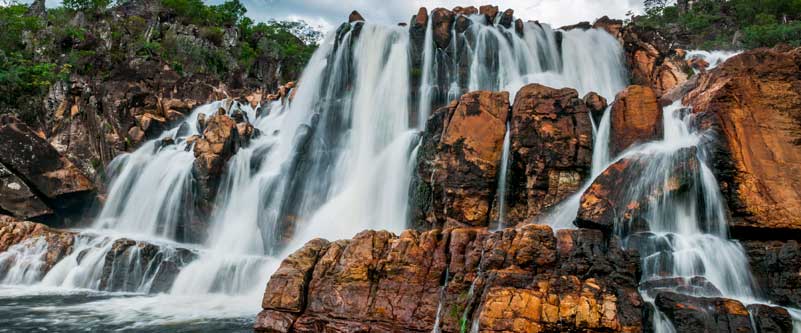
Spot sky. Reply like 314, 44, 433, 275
14, 0, 645, 33
240, 0, 645, 31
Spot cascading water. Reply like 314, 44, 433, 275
494, 123, 512, 230
0, 12, 632, 331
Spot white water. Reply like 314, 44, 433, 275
685, 49, 741, 73
494, 124, 512, 230
0, 13, 632, 330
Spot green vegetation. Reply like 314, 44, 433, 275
639, 0, 801, 49
0, 0, 319, 121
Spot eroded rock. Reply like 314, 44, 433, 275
610, 85, 663, 155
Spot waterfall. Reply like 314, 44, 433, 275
0, 13, 632, 329
685, 49, 741, 72
494, 123, 512, 230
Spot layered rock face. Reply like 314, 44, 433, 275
0, 115, 95, 225
412, 91, 510, 228
256, 224, 644, 333
683, 47, 801, 237
412, 85, 599, 229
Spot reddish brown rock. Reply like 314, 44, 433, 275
593, 16, 623, 39
576, 148, 699, 232
479, 5, 499, 23
498, 9, 514, 28
452, 6, 477, 16
683, 47, 801, 235
0, 216, 75, 274
256, 224, 643, 333
610, 85, 663, 156
620, 25, 692, 96
431, 8, 454, 49
413, 91, 509, 229
503, 84, 595, 226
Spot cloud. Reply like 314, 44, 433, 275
238, 0, 644, 32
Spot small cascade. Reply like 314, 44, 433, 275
494, 123, 512, 230
0, 238, 49, 285
685, 49, 741, 72
417, 14, 435, 130
591, 105, 613, 177
431, 267, 450, 333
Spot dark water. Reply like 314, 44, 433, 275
0, 286, 253, 332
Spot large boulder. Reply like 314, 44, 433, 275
98, 237, 196, 293
256, 224, 643, 333
620, 25, 692, 97
503, 84, 596, 226
576, 147, 699, 232
683, 47, 801, 237
412, 91, 510, 228
0, 115, 95, 223
609, 85, 663, 156
431, 8, 454, 49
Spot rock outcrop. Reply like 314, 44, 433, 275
256, 224, 644, 332
654, 292, 792, 333
0, 216, 75, 275
98, 237, 196, 293
609, 85, 664, 155
684, 46, 801, 237
413, 91, 510, 228
575, 148, 699, 232
620, 25, 692, 97
0, 115, 95, 225
503, 84, 596, 226
742, 239, 801, 308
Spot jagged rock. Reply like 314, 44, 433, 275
583, 92, 608, 125
620, 25, 692, 97
256, 224, 643, 332
684, 47, 801, 236
742, 240, 801, 307
413, 91, 509, 228
0, 216, 75, 274
576, 148, 699, 232
0, 163, 52, 219
655, 292, 791, 333
0, 116, 94, 223
503, 84, 595, 226
593, 16, 623, 39
99, 238, 196, 293
479, 5, 499, 24
431, 8, 454, 49
191, 114, 239, 239
610, 85, 663, 155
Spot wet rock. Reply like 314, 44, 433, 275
452, 6, 477, 16
256, 225, 643, 332
742, 240, 801, 307
498, 9, 514, 28
413, 91, 509, 228
576, 148, 699, 232
593, 16, 623, 39
192, 114, 239, 239
639, 276, 722, 299
684, 47, 801, 236
0, 216, 75, 274
98, 238, 196, 293
431, 8, 454, 49
348, 10, 364, 23
583, 92, 608, 125
479, 5, 499, 24
610, 85, 663, 155
620, 25, 692, 96
654, 292, 791, 333
504, 84, 595, 226
747, 304, 794, 333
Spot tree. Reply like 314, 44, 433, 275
62, 0, 111, 12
